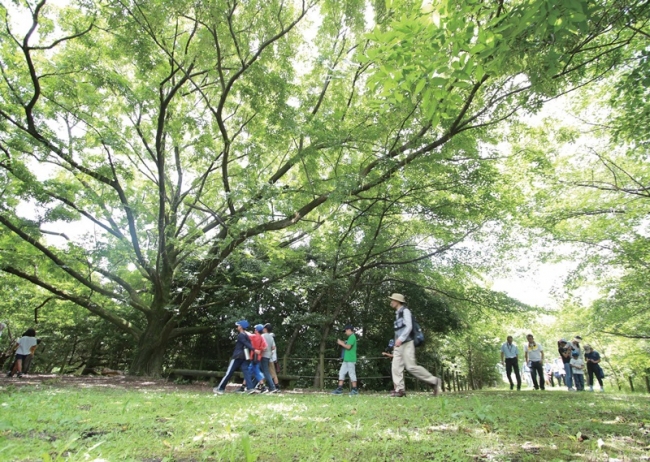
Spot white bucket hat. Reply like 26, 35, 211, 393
388, 293, 406, 303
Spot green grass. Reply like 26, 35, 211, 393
1, 384, 649, 461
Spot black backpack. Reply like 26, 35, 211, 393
412, 317, 425, 348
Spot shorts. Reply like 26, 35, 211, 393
15, 354, 30, 361
338, 362, 357, 381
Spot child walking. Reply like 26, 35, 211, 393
331, 324, 358, 396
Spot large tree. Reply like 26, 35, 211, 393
0, 0, 644, 375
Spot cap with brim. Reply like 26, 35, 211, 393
263, 323, 272, 332
235, 320, 249, 329
574, 336, 582, 341
571, 351, 579, 356
388, 293, 406, 303
342, 324, 354, 331
254, 324, 264, 332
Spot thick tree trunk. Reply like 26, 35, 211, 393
129, 311, 173, 376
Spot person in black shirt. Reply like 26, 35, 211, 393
558, 339, 574, 391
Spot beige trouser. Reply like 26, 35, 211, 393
392, 340, 440, 391
269, 360, 279, 384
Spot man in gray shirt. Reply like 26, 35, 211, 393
389, 293, 441, 397
500, 336, 521, 390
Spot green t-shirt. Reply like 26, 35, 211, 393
343, 334, 357, 362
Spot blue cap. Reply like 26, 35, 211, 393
235, 320, 249, 329
571, 351, 579, 356
254, 324, 264, 332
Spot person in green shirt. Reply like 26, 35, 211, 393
331, 324, 358, 395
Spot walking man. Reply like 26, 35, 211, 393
389, 293, 442, 397
500, 336, 521, 390
213, 320, 258, 395
524, 334, 545, 390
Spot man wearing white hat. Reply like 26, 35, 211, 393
388, 293, 442, 397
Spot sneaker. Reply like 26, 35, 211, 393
16, 373, 22, 378
260, 387, 269, 394
235, 386, 246, 393
248, 388, 261, 395
213, 388, 224, 395
589, 386, 594, 392
6, 372, 12, 378
600, 387, 604, 392
390, 389, 406, 398
331, 387, 343, 395
510, 384, 514, 390
349, 388, 359, 396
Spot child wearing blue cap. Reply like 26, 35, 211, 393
331, 324, 358, 396
213, 320, 258, 395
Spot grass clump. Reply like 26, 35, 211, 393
0, 385, 648, 461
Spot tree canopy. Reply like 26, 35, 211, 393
1, 0, 648, 376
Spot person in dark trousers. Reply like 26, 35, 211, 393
500, 335, 521, 390
558, 339, 574, 391
7, 328, 37, 378
524, 334, 545, 390
213, 320, 258, 395
584, 344, 605, 392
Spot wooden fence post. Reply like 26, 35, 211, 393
628, 376, 635, 392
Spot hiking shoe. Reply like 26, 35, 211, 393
390, 389, 406, 398
331, 387, 343, 395
349, 388, 359, 396
433, 384, 441, 397
213, 388, 224, 395
248, 388, 261, 395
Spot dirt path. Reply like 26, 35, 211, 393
0, 374, 215, 393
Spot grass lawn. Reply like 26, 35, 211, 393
1, 381, 649, 461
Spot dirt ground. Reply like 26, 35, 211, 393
0, 374, 217, 393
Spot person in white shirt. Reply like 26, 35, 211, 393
7, 328, 37, 378
524, 334, 545, 390
500, 336, 521, 390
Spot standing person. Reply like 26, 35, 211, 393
584, 345, 605, 392
571, 336, 583, 357
570, 350, 585, 391
558, 339, 574, 391
21, 338, 41, 375
524, 334, 545, 390
500, 336, 521, 390
213, 320, 258, 395
259, 324, 277, 393
264, 324, 281, 392
388, 293, 442, 397
7, 328, 37, 378
331, 324, 359, 395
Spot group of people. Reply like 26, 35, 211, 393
500, 334, 606, 392
214, 293, 444, 397
212, 321, 281, 395
330, 293, 443, 397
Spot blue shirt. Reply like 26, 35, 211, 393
501, 342, 519, 358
